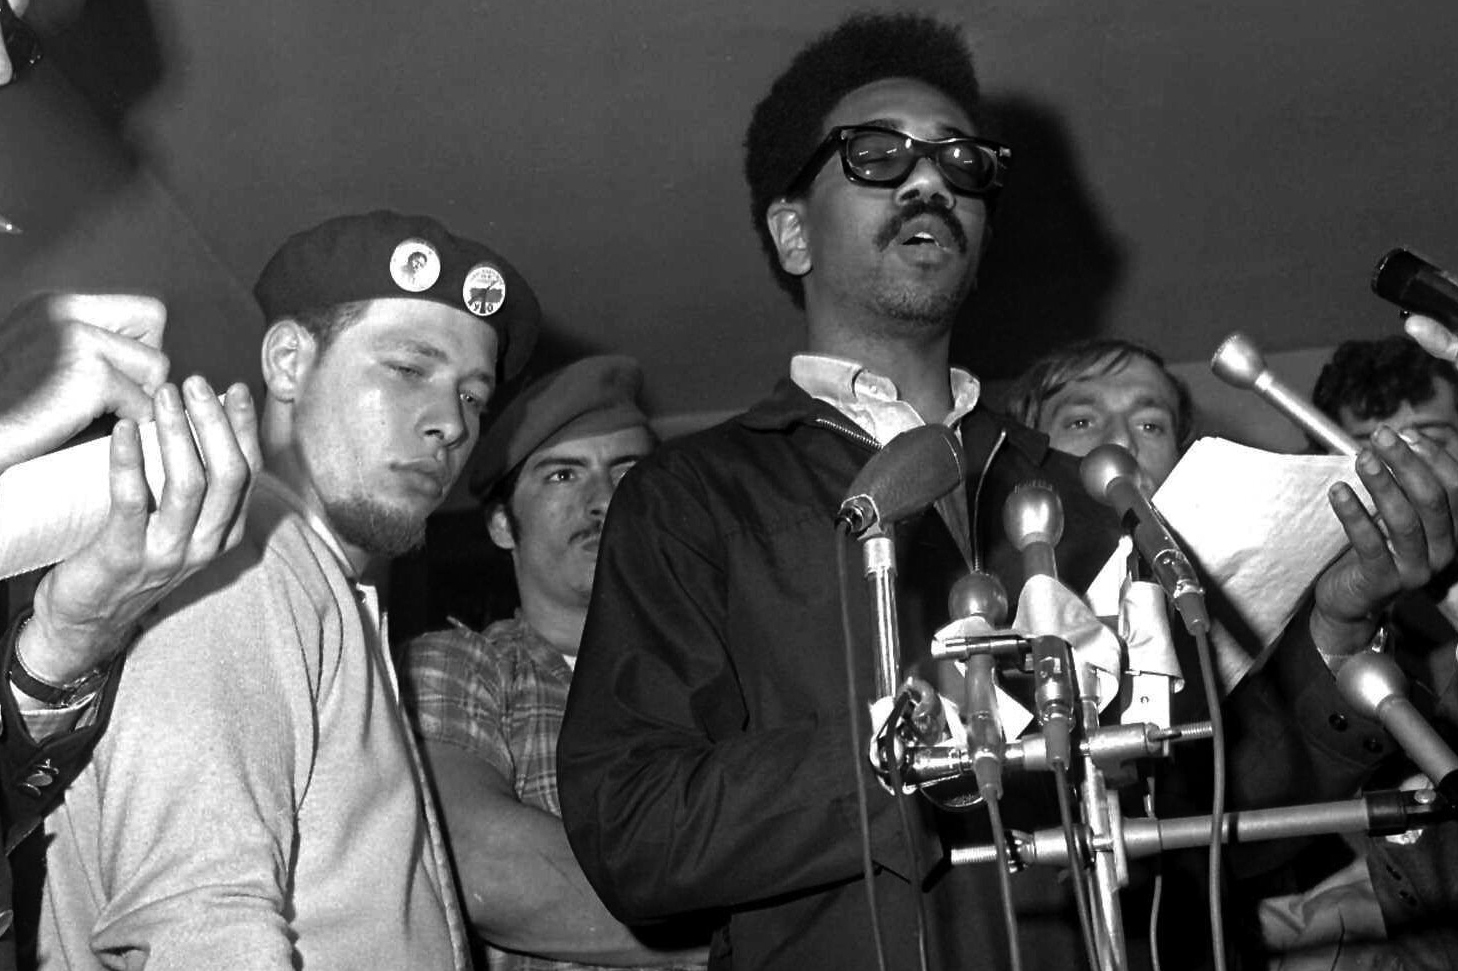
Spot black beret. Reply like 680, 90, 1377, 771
469, 355, 649, 499
253, 210, 539, 378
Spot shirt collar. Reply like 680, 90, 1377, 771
789, 353, 981, 446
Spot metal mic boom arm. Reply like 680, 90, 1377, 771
950, 786, 1456, 868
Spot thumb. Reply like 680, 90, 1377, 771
1405, 315, 1458, 364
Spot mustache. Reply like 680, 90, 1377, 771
571, 523, 604, 545
873, 199, 969, 253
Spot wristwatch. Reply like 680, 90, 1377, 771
7, 618, 107, 707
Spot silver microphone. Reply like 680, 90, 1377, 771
1003, 482, 1075, 770
948, 570, 1009, 798
1336, 651, 1458, 808
1210, 332, 1360, 456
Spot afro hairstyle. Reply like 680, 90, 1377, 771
743, 12, 983, 308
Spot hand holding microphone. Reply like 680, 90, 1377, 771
1404, 315, 1458, 363
1371, 249, 1458, 363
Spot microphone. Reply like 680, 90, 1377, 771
1003, 480, 1062, 581
1336, 651, 1458, 808
1372, 248, 1458, 328
947, 570, 1009, 798
1003, 481, 1075, 769
1080, 444, 1209, 634
836, 424, 968, 536
1211, 332, 1360, 456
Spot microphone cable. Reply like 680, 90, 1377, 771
837, 525, 891, 971
983, 786, 1024, 971
1143, 776, 1167, 971
1052, 761, 1098, 971
1189, 621, 1229, 971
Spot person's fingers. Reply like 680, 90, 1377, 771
64, 320, 173, 424
179, 376, 252, 558
147, 384, 207, 563
1404, 315, 1458, 363
1329, 480, 1395, 587
46, 293, 168, 348
1353, 440, 1433, 591
1372, 429, 1458, 572
95, 419, 153, 570
220, 383, 261, 548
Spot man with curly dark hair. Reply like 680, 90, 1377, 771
1315, 335, 1458, 460
559, 13, 1458, 971
1243, 337, 1458, 971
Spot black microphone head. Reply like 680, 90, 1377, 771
1078, 443, 1140, 508
1003, 480, 1064, 552
837, 424, 968, 533
947, 569, 1009, 626
1335, 651, 1409, 721
1210, 331, 1266, 390
1371, 248, 1429, 303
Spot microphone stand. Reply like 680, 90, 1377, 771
1076, 668, 1128, 971
949, 785, 1456, 868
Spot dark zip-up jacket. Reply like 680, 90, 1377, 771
558, 378, 1386, 971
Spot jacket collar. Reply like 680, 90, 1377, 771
739, 374, 1054, 467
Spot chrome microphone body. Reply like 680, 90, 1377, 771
1337, 651, 1458, 807
1003, 480, 1076, 769
1210, 332, 1360, 456
1080, 444, 1209, 633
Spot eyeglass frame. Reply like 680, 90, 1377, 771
783, 124, 1011, 199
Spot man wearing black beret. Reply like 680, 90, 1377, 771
38, 211, 537, 971
404, 356, 706, 969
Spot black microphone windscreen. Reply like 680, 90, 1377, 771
839, 424, 967, 531
1372, 248, 1458, 326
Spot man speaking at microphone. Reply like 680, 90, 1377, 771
556, 13, 1458, 971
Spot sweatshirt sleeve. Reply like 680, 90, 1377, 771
45, 557, 324, 971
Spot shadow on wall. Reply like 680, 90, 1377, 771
0, 0, 163, 252
953, 93, 1127, 380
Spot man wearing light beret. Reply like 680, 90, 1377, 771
404, 356, 707, 970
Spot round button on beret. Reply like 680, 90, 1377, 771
469, 355, 650, 500
253, 210, 539, 379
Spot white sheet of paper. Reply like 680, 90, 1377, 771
1088, 437, 1368, 694
0, 418, 171, 580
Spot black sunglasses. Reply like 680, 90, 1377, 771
786, 125, 1011, 198
1, 0, 42, 79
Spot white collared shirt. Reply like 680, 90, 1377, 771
790, 353, 981, 446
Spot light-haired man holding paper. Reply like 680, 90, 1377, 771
0, 291, 261, 971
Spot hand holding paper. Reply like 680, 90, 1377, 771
18, 378, 261, 686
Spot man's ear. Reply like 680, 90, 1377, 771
260, 319, 318, 404
486, 503, 517, 552
766, 199, 812, 278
